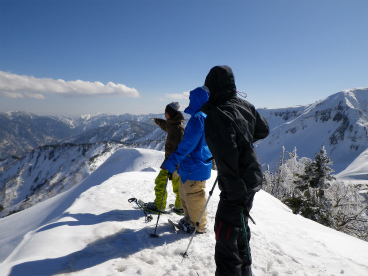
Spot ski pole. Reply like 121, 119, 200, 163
240, 208, 252, 264
181, 176, 218, 259
150, 174, 170, 238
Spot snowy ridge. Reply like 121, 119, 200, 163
0, 148, 367, 276
0, 143, 126, 217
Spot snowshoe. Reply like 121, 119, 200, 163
168, 218, 183, 233
139, 200, 170, 215
179, 217, 195, 233
169, 204, 184, 215
128, 198, 170, 215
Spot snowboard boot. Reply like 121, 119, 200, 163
146, 202, 159, 212
179, 217, 195, 233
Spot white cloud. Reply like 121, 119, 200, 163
24, 92, 46, 99
165, 91, 189, 100
0, 71, 139, 99
2, 91, 24, 99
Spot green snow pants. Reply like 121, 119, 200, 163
154, 169, 181, 210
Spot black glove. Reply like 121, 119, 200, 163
168, 172, 173, 180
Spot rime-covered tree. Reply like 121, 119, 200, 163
326, 181, 368, 241
263, 147, 310, 200
262, 164, 273, 195
284, 146, 335, 226
264, 146, 368, 241
272, 146, 286, 198
308, 146, 335, 190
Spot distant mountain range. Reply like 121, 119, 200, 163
1, 88, 368, 172
1, 87, 368, 217
0, 112, 172, 160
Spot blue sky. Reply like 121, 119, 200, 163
0, 0, 367, 116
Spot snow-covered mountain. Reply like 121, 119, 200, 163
0, 142, 126, 217
2, 88, 368, 177
0, 111, 186, 217
61, 120, 160, 145
0, 111, 75, 160
0, 148, 367, 276
256, 88, 368, 175
0, 112, 170, 160
2, 88, 368, 217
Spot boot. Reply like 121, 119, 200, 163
146, 202, 159, 211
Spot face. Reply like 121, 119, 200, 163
165, 112, 171, 120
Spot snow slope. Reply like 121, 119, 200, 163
336, 148, 368, 184
0, 148, 367, 276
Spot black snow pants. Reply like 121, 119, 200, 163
214, 196, 254, 276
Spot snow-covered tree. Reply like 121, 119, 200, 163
326, 181, 368, 241
264, 146, 368, 241
308, 146, 335, 190
263, 147, 310, 200
283, 146, 335, 226
262, 164, 273, 195
271, 146, 286, 198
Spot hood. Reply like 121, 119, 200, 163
204, 65, 236, 105
184, 87, 209, 116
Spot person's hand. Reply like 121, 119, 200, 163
234, 193, 256, 224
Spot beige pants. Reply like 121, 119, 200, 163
179, 178, 207, 232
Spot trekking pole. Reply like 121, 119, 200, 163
240, 208, 252, 264
181, 176, 218, 259
150, 174, 170, 238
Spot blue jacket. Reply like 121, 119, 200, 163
163, 87, 212, 183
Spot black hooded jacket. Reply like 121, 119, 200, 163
201, 66, 269, 203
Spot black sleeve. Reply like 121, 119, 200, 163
253, 111, 269, 142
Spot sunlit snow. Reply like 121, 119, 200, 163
0, 148, 367, 276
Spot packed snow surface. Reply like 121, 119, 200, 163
0, 148, 367, 276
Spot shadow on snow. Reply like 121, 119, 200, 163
9, 210, 187, 276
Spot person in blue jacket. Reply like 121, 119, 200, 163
163, 86, 212, 233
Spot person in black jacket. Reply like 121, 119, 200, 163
201, 65, 269, 276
